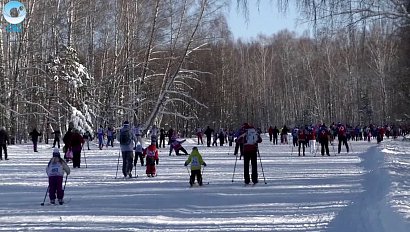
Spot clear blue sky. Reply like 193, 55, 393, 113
225, 0, 310, 40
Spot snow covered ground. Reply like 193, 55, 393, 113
0, 135, 409, 231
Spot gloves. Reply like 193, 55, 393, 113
133, 147, 136, 150
184, 162, 188, 166
156, 160, 159, 165
203, 162, 207, 167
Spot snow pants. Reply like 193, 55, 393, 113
122, 151, 134, 177
338, 136, 349, 153
243, 151, 258, 184
48, 176, 64, 201
190, 169, 202, 185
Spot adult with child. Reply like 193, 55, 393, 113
184, 147, 207, 186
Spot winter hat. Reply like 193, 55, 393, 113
192, 147, 198, 151
123, 121, 129, 126
52, 148, 61, 157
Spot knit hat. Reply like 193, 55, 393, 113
123, 121, 129, 126
52, 148, 60, 157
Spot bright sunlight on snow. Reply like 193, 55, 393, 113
0, 135, 409, 231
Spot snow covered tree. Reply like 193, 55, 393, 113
46, 45, 94, 133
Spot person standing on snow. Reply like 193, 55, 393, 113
318, 124, 331, 156
337, 123, 349, 154
134, 143, 145, 166
46, 148, 70, 205
144, 142, 159, 177
184, 147, 206, 186
268, 126, 274, 142
118, 121, 137, 178
70, 129, 85, 168
51, 129, 61, 149
29, 128, 42, 152
97, 125, 104, 150
204, 126, 214, 147
133, 123, 143, 145
196, 127, 203, 145
236, 123, 262, 185
159, 128, 166, 148
0, 127, 10, 160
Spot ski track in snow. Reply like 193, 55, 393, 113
0, 136, 409, 231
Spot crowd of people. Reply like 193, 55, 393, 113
1, 120, 409, 205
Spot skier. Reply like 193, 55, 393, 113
46, 148, 70, 205
184, 147, 207, 186
62, 123, 74, 161
272, 126, 279, 145
167, 127, 174, 145
83, 131, 92, 150
218, 129, 225, 146
29, 128, 42, 152
133, 124, 143, 145
233, 125, 246, 159
149, 125, 159, 148
134, 143, 144, 166
97, 125, 104, 149
70, 129, 85, 168
307, 126, 316, 154
298, 128, 307, 156
318, 124, 331, 156
204, 126, 214, 147
292, 127, 299, 147
118, 121, 137, 178
337, 123, 349, 154
212, 131, 218, 146
159, 128, 166, 148
281, 125, 289, 144
236, 123, 262, 185
268, 126, 273, 142
0, 127, 9, 160
169, 136, 189, 156
106, 126, 114, 147
196, 127, 203, 145
144, 142, 159, 177
51, 129, 61, 149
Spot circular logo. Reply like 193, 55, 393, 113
3, 1, 26, 25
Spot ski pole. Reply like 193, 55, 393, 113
257, 149, 267, 184
40, 186, 49, 206
82, 143, 88, 168
63, 175, 68, 191
115, 150, 121, 179
231, 152, 238, 182
201, 165, 209, 185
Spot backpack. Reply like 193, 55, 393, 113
120, 130, 132, 145
245, 128, 258, 145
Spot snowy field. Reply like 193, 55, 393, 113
0, 135, 409, 231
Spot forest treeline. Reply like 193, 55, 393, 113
0, 0, 408, 142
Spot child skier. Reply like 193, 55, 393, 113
46, 148, 70, 205
134, 143, 145, 166
144, 142, 159, 177
184, 147, 206, 186
169, 136, 189, 156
